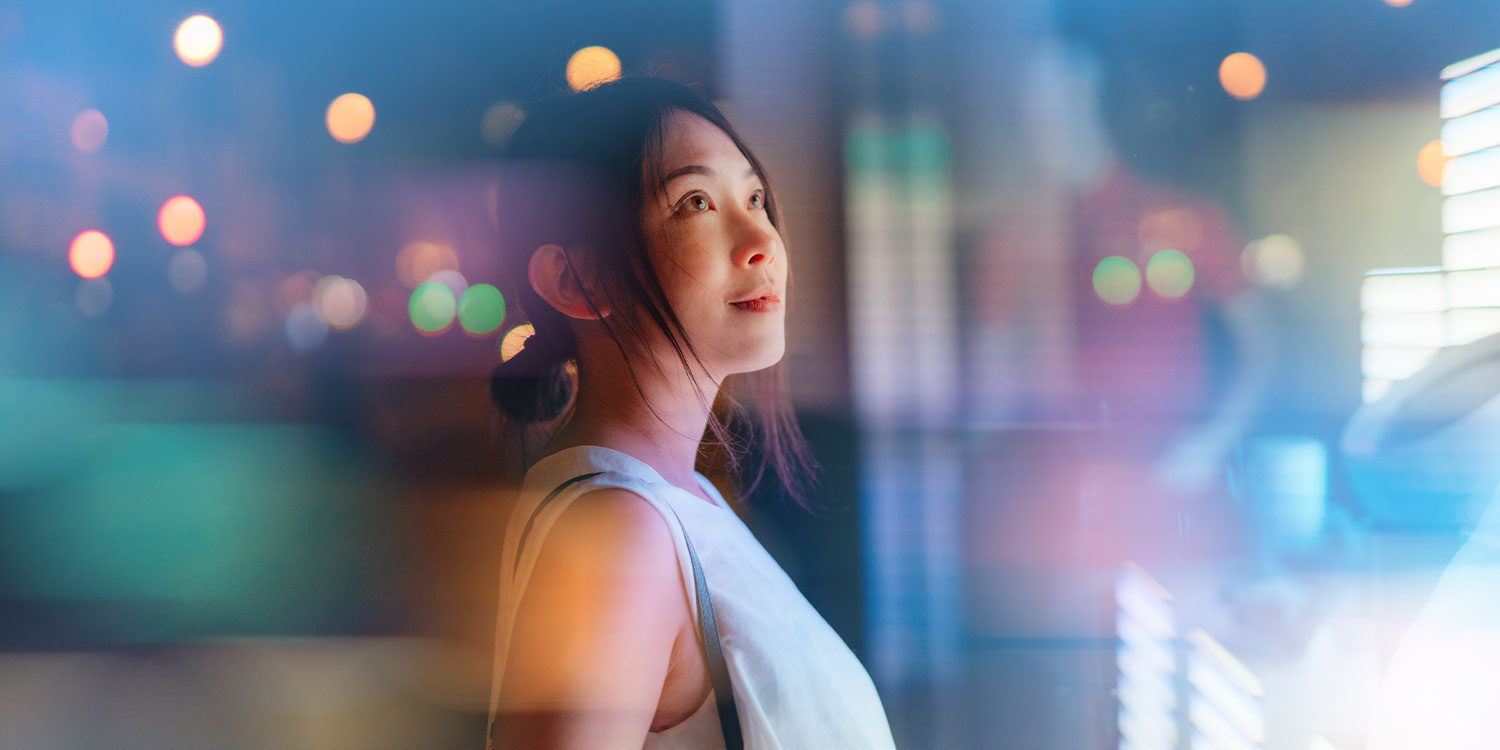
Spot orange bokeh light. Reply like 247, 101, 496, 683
566, 46, 622, 92
326, 93, 376, 144
69, 230, 115, 279
158, 195, 206, 246
395, 241, 460, 288
1417, 140, 1450, 187
1219, 52, 1267, 100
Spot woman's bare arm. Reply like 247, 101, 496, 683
494, 489, 688, 748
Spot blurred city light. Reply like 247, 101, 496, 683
499, 323, 534, 362
326, 93, 375, 144
318, 276, 368, 330
1219, 52, 1267, 100
1145, 249, 1195, 299
395, 241, 459, 288
1240, 234, 1306, 289
173, 14, 223, 67
427, 268, 468, 300
68, 230, 114, 279
1093, 256, 1142, 305
167, 248, 207, 293
75, 278, 112, 317
158, 196, 206, 247
285, 302, 329, 351
69, 109, 107, 153
565, 45, 621, 92
1138, 209, 1203, 254
481, 102, 525, 149
458, 283, 505, 335
409, 281, 457, 335
1417, 139, 1450, 186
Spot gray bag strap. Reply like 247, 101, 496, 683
490, 473, 744, 749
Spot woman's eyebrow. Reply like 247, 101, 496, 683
661, 164, 760, 189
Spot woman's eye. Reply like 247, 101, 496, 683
750, 192, 764, 209
683, 194, 710, 212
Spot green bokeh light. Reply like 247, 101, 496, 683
408, 281, 457, 334
458, 283, 506, 335
1093, 256, 1142, 306
1146, 250, 1196, 299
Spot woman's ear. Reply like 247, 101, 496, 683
528, 243, 613, 320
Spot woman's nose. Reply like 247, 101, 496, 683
732, 212, 779, 268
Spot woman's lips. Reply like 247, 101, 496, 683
729, 294, 783, 313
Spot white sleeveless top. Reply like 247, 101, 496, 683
487, 445, 897, 749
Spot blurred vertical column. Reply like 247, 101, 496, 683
1359, 47, 1500, 403
835, 0, 966, 699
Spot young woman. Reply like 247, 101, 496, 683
485, 77, 897, 749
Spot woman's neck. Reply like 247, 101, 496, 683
544, 343, 720, 499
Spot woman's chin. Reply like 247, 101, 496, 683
731, 338, 786, 375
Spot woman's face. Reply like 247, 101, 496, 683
640, 109, 787, 380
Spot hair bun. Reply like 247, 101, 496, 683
489, 332, 576, 424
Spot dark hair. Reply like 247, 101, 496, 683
488, 75, 822, 509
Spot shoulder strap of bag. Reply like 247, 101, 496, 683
663, 500, 745, 750
491, 473, 745, 749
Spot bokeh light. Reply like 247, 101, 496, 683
224, 281, 272, 345
427, 269, 468, 300
318, 276, 368, 330
1145, 250, 1196, 299
276, 270, 320, 316
167, 248, 207, 292
173, 14, 223, 67
68, 230, 114, 279
1138, 208, 1203, 253
566, 46, 621, 92
458, 284, 506, 335
395, 241, 459, 288
284, 303, 328, 351
75, 278, 112, 317
70, 109, 108, 153
1241, 234, 1306, 289
500, 323, 536, 362
481, 102, 525, 149
326, 93, 375, 144
842, 2, 883, 39
1384, 0, 1414, 6
158, 195, 206, 246
1417, 139, 1451, 187
1219, 52, 1267, 100
1092, 256, 1142, 306
409, 282, 457, 334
